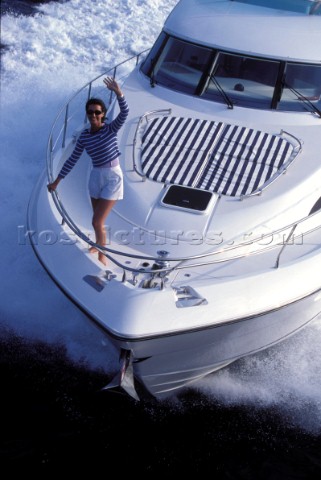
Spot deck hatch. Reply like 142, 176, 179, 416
162, 184, 213, 212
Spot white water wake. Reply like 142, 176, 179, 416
0, 0, 177, 368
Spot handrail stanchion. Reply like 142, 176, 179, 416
84, 82, 92, 123
62, 104, 69, 149
107, 66, 118, 106
48, 136, 54, 181
274, 224, 297, 268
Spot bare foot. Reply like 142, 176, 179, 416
89, 246, 99, 254
98, 253, 108, 266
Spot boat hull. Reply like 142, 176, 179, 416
27, 140, 321, 401
27, 0, 321, 401
107, 289, 321, 399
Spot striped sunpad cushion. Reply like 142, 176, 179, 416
141, 116, 295, 196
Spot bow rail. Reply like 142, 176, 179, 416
46, 52, 321, 275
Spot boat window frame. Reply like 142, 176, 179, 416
278, 62, 321, 114
232, 0, 321, 16
141, 31, 169, 84
201, 51, 281, 109
142, 33, 215, 95
140, 33, 321, 114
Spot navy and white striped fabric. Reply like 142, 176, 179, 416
141, 116, 294, 196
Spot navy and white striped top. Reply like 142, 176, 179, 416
58, 96, 129, 179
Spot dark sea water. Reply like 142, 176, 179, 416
1, 1, 321, 476
1, 0, 48, 16
2, 329, 321, 476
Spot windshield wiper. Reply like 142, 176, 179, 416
209, 74, 234, 109
284, 81, 321, 118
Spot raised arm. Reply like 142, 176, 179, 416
104, 76, 123, 98
104, 77, 129, 132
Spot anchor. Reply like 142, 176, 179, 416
101, 348, 140, 401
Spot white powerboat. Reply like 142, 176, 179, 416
28, 0, 321, 400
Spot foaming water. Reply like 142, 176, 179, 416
0, 0, 177, 369
195, 318, 321, 433
1, 0, 321, 431
1, 0, 173, 83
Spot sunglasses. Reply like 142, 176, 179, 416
87, 109, 103, 116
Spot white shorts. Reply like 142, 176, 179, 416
89, 164, 123, 200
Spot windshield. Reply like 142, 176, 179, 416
279, 63, 321, 111
233, 0, 321, 15
141, 33, 321, 114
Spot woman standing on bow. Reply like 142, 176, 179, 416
47, 77, 129, 265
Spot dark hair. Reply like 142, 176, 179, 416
86, 98, 107, 120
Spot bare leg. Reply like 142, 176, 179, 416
89, 198, 99, 253
91, 198, 116, 265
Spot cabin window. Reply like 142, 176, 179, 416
277, 63, 321, 112
232, 0, 321, 16
142, 35, 212, 94
141, 33, 321, 113
202, 53, 279, 108
141, 32, 168, 78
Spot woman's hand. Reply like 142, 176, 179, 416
47, 177, 61, 192
103, 76, 123, 98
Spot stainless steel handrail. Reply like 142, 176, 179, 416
46, 53, 321, 275
50, 181, 321, 275
132, 109, 172, 178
